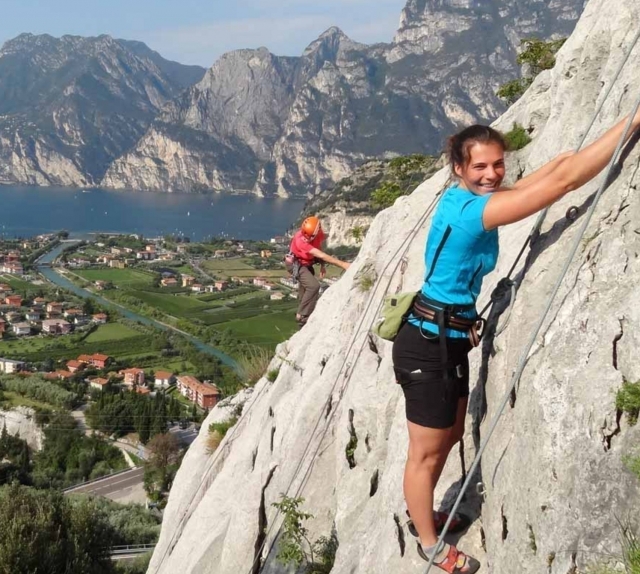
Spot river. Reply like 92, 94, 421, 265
0, 185, 304, 241
37, 243, 238, 370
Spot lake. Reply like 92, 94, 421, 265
0, 185, 306, 240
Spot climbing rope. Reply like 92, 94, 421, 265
478, 24, 640, 328
424, 91, 640, 573
246, 180, 450, 574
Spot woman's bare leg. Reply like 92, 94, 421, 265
404, 398, 468, 547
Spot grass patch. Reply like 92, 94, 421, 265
75, 268, 156, 287
0, 333, 153, 363
207, 417, 238, 453
616, 380, 640, 425
202, 259, 286, 279
123, 290, 209, 315
504, 123, 532, 151
624, 455, 640, 481
237, 345, 273, 385
84, 323, 141, 342
356, 265, 377, 292
218, 309, 298, 348
267, 367, 280, 383
0, 390, 58, 411
587, 524, 640, 574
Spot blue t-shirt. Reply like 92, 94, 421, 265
408, 183, 499, 338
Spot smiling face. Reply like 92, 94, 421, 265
454, 141, 506, 195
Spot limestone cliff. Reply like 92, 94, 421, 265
103, 0, 586, 196
0, 408, 44, 451
148, 0, 640, 572
0, 34, 203, 187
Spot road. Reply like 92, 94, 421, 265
188, 257, 214, 281
65, 467, 145, 501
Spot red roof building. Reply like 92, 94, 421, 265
176, 376, 221, 409
66, 360, 84, 373
119, 367, 145, 387
5, 295, 22, 307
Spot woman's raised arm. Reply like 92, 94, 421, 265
484, 112, 640, 230
511, 151, 575, 190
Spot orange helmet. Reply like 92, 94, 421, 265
301, 216, 321, 239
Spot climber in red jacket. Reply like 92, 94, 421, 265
288, 216, 350, 326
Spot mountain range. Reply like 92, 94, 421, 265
0, 0, 587, 196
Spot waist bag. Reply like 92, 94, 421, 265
371, 291, 417, 341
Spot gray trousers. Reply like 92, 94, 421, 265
297, 265, 320, 318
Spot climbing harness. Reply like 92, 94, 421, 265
423, 90, 640, 573
283, 250, 301, 280
413, 294, 485, 347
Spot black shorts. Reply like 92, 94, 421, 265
392, 322, 472, 429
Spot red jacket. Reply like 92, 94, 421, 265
290, 229, 325, 266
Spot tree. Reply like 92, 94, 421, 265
191, 402, 198, 422
147, 433, 179, 471
517, 37, 566, 75
82, 298, 96, 316
138, 405, 151, 445
0, 484, 114, 573
371, 182, 404, 210
272, 495, 338, 573
145, 433, 180, 493
497, 37, 566, 105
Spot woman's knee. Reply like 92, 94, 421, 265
407, 445, 446, 470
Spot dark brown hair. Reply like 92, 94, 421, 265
446, 125, 506, 173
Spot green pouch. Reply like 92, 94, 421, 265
371, 291, 417, 341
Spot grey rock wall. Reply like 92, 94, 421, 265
0, 407, 44, 451
147, 0, 640, 572
0, 34, 199, 187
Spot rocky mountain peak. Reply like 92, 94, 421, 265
302, 26, 363, 62
0, 33, 203, 187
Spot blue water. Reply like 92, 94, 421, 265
0, 186, 304, 241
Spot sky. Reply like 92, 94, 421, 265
0, 0, 407, 67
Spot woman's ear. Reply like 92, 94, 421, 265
453, 163, 463, 178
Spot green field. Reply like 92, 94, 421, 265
0, 336, 54, 355
202, 258, 286, 278
84, 323, 142, 342
218, 308, 298, 346
0, 275, 45, 296
75, 268, 156, 287
0, 321, 154, 363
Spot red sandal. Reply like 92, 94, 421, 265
406, 509, 471, 537
417, 542, 480, 573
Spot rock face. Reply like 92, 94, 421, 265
0, 34, 203, 187
104, 0, 586, 196
146, 0, 640, 572
0, 408, 44, 451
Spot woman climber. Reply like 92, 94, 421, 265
392, 110, 640, 573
